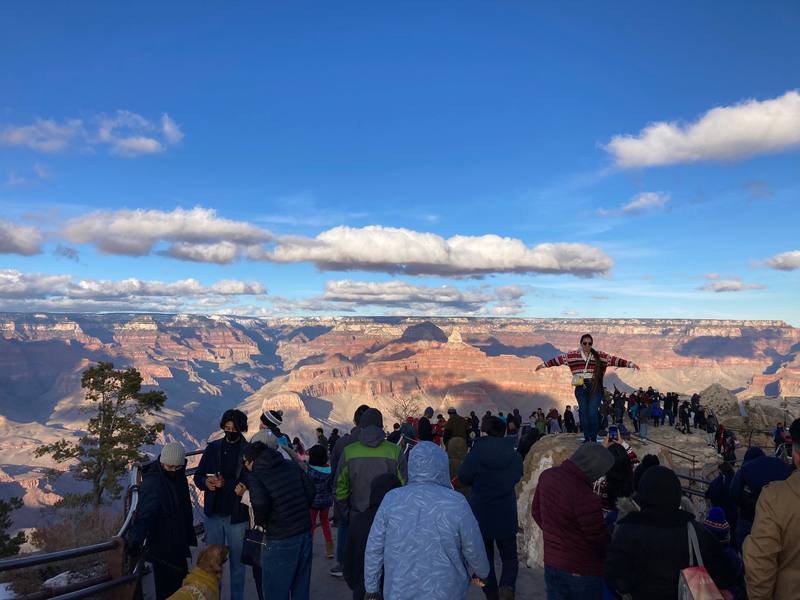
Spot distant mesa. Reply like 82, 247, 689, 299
397, 321, 448, 344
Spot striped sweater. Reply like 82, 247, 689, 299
544, 349, 633, 375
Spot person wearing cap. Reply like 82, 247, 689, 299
443, 407, 469, 447
702, 507, 744, 598
128, 442, 197, 600
604, 466, 737, 600
193, 409, 250, 600
744, 418, 800, 600
260, 408, 291, 446
532, 442, 614, 598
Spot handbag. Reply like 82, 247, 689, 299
241, 526, 268, 567
678, 523, 726, 600
571, 354, 592, 386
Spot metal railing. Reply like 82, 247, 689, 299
0, 448, 204, 598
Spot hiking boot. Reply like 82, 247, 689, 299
498, 586, 515, 600
329, 563, 343, 577
325, 540, 334, 559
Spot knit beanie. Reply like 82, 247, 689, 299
260, 409, 283, 428
359, 407, 384, 429
569, 443, 614, 483
250, 429, 278, 449
703, 506, 731, 543
636, 466, 682, 512
160, 442, 186, 466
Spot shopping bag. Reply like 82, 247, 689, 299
677, 523, 726, 600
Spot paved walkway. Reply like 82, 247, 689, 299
145, 527, 547, 599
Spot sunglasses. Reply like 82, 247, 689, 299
582, 341, 593, 346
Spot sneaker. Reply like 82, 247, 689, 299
329, 564, 343, 577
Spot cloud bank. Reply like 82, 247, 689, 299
698, 274, 766, 293
0, 269, 266, 312
0, 220, 44, 255
606, 90, 800, 167
1, 111, 183, 157
765, 250, 800, 271
265, 226, 613, 278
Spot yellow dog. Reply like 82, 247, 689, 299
167, 544, 228, 600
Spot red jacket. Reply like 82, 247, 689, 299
531, 459, 609, 576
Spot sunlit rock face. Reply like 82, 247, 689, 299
0, 313, 797, 526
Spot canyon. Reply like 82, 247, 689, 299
0, 313, 798, 524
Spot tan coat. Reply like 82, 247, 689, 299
743, 469, 800, 600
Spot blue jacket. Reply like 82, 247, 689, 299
457, 435, 523, 539
364, 442, 489, 600
730, 453, 790, 522
193, 437, 250, 524
308, 465, 334, 509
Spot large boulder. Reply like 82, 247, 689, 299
698, 383, 740, 419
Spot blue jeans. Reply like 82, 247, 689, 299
639, 420, 649, 439
544, 566, 603, 600
205, 515, 246, 600
261, 532, 313, 600
575, 384, 601, 442
335, 519, 349, 565
483, 536, 518, 595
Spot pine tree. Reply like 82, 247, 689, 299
0, 497, 25, 558
35, 362, 167, 506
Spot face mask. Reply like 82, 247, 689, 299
163, 468, 178, 479
225, 431, 241, 443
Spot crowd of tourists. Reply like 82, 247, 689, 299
124, 333, 800, 600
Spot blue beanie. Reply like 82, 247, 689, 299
703, 506, 731, 543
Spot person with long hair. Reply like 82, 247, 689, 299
535, 334, 639, 443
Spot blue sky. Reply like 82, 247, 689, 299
1, 1, 799, 323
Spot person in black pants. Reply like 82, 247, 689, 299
457, 417, 523, 600
128, 442, 197, 600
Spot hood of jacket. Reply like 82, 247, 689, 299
472, 435, 518, 470
368, 472, 402, 508
358, 424, 386, 448
408, 441, 451, 487
252, 447, 285, 474
446, 437, 467, 460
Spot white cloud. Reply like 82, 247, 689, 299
266, 225, 612, 277
0, 118, 83, 152
270, 279, 527, 316
1, 111, 183, 157
606, 90, 800, 167
598, 192, 670, 217
698, 275, 766, 293
63, 207, 272, 257
765, 250, 800, 271
161, 113, 184, 144
0, 220, 43, 255
0, 269, 266, 311
160, 241, 244, 264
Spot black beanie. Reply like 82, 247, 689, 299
358, 407, 384, 429
636, 466, 681, 512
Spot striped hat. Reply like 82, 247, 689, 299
260, 409, 283, 428
703, 507, 731, 542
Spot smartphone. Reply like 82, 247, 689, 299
609, 426, 619, 440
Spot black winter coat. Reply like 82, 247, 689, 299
193, 437, 250, 524
128, 459, 197, 565
248, 447, 316, 539
605, 509, 738, 600
417, 416, 433, 441
457, 436, 523, 539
